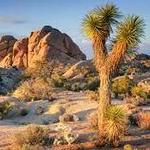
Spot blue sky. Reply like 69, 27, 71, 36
0, 0, 149, 58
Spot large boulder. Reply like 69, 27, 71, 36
130, 72, 150, 83
28, 26, 86, 67
63, 60, 95, 79
0, 26, 86, 69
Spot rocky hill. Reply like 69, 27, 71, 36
0, 26, 86, 69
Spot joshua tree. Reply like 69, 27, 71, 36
82, 3, 144, 138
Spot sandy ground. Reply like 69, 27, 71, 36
0, 91, 150, 150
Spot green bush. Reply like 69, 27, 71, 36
0, 101, 12, 119
131, 86, 150, 99
112, 76, 134, 97
86, 77, 100, 91
63, 82, 72, 90
52, 75, 67, 88
70, 82, 81, 91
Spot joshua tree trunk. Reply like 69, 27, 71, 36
98, 67, 111, 137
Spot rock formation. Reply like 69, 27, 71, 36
0, 26, 86, 69
0, 35, 17, 67
12, 38, 28, 69
63, 60, 95, 79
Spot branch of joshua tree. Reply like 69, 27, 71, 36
106, 41, 127, 74
105, 15, 144, 74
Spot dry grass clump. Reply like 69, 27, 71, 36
137, 111, 150, 130
88, 112, 98, 130
85, 90, 98, 101
16, 144, 43, 150
12, 78, 54, 101
12, 125, 53, 150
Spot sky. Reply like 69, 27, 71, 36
0, 0, 150, 58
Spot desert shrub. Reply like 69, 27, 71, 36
123, 96, 147, 106
63, 81, 84, 91
26, 59, 59, 79
104, 105, 127, 147
61, 75, 99, 92
63, 82, 72, 90
112, 76, 134, 98
52, 75, 67, 88
131, 86, 150, 99
13, 125, 53, 149
137, 111, 150, 130
85, 90, 98, 101
86, 77, 100, 91
70, 82, 82, 91
0, 101, 12, 119
12, 78, 54, 101
54, 123, 78, 145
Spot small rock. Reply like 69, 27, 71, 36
42, 119, 50, 125
47, 104, 65, 115
36, 106, 45, 115
59, 114, 74, 123
73, 115, 80, 121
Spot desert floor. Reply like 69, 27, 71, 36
0, 91, 150, 150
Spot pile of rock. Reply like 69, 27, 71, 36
0, 67, 21, 94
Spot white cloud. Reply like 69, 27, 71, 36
0, 16, 27, 24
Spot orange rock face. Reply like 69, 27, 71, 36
0, 35, 16, 67
12, 38, 28, 69
0, 26, 86, 69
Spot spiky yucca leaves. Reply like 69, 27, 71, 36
104, 105, 127, 147
107, 16, 144, 73
82, 3, 121, 40
93, 3, 121, 33
82, 13, 108, 40
82, 3, 121, 71
116, 16, 144, 48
